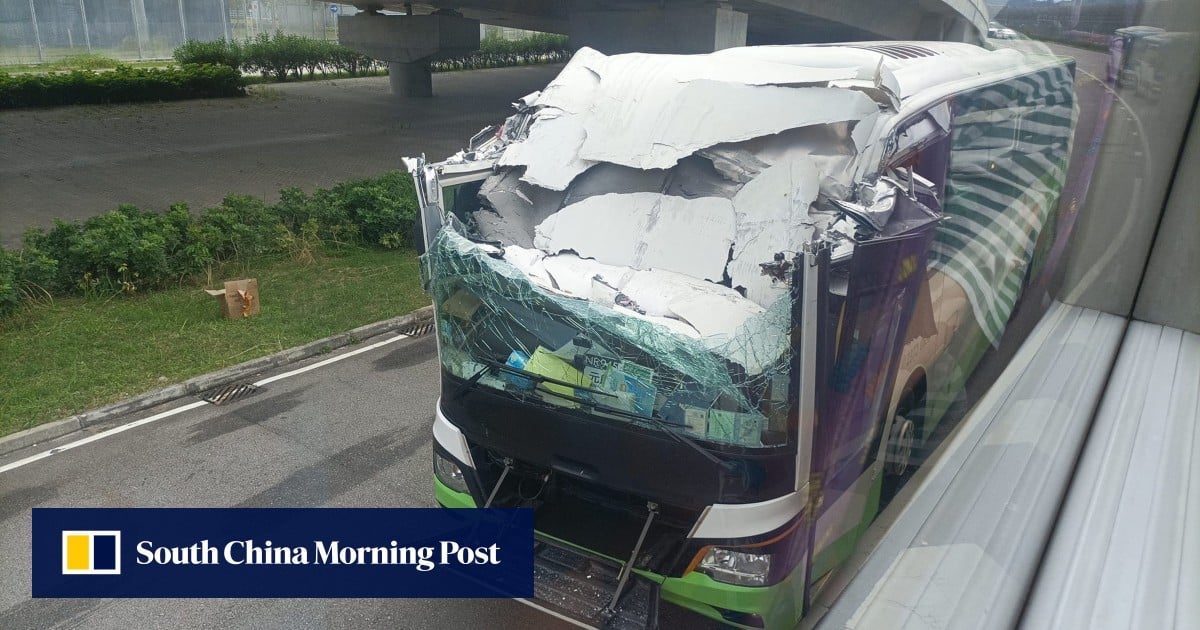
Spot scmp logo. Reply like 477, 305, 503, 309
62, 531, 121, 575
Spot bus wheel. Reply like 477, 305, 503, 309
885, 414, 916, 477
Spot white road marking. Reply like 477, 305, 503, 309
514, 599, 598, 630
253, 333, 409, 387
0, 401, 209, 475
0, 332, 412, 475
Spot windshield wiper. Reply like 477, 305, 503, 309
452, 364, 491, 400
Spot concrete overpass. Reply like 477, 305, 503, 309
337, 0, 992, 96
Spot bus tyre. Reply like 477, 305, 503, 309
885, 415, 916, 477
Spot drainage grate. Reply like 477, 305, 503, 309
398, 321, 434, 337
201, 382, 260, 405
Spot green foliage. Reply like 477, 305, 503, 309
0, 241, 59, 316
479, 32, 571, 56
172, 38, 244, 69
51, 53, 122, 71
0, 249, 19, 318
21, 205, 196, 295
175, 32, 382, 82
2, 171, 419, 316
434, 32, 573, 72
0, 64, 245, 108
170, 31, 571, 84
327, 172, 419, 248
241, 31, 383, 80
327, 45, 379, 77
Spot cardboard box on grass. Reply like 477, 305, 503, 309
204, 279, 260, 319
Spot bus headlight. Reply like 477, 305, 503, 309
434, 452, 470, 494
698, 548, 772, 586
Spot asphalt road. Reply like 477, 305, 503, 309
0, 332, 570, 629
0, 65, 562, 248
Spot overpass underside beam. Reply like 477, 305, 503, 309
568, 5, 748, 55
755, 0, 985, 44
338, 14, 480, 97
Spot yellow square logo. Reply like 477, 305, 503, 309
61, 531, 121, 575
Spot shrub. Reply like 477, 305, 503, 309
23, 205, 187, 294
196, 195, 281, 262
432, 33, 572, 73
3, 171, 419, 314
0, 244, 61, 315
0, 248, 19, 317
51, 53, 121, 71
479, 32, 570, 56
328, 45, 379, 77
242, 31, 307, 81
328, 172, 419, 248
173, 38, 243, 69
170, 32, 567, 85
0, 64, 245, 109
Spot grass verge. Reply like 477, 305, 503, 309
0, 247, 427, 438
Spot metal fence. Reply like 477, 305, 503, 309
0, 0, 343, 65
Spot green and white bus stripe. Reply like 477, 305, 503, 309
931, 63, 1076, 345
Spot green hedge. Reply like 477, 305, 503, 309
479, 32, 570, 56
0, 171, 418, 317
0, 64, 244, 108
174, 33, 386, 81
173, 31, 572, 82
172, 38, 244, 69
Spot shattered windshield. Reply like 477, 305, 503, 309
427, 226, 793, 448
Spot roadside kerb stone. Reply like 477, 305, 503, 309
0, 305, 434, 458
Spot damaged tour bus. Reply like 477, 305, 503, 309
408, 42, 1075, 629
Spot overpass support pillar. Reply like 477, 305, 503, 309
338, 13, 479, 97
389, 61, 432, 98
569, 3, 747, 54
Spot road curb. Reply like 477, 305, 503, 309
0, 305, 434, 458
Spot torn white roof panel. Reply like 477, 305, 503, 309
604, 52, 862, 87
498, 113, 595, 191
476, 169, 565, 248
540, 254, 632, 298
562, 163, 670, 207
496, 43, 1028, 196
728, 155, 821, 305
534, 47, 605, 114
576, 80, 880, 170
665, 155, 744, 200
612, 304, 707, 339
620, 268, 751, 319
699, 128, 858, 207
502, 245, 553, 288
667, 292, 764, 340
535, 192, 736, 282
